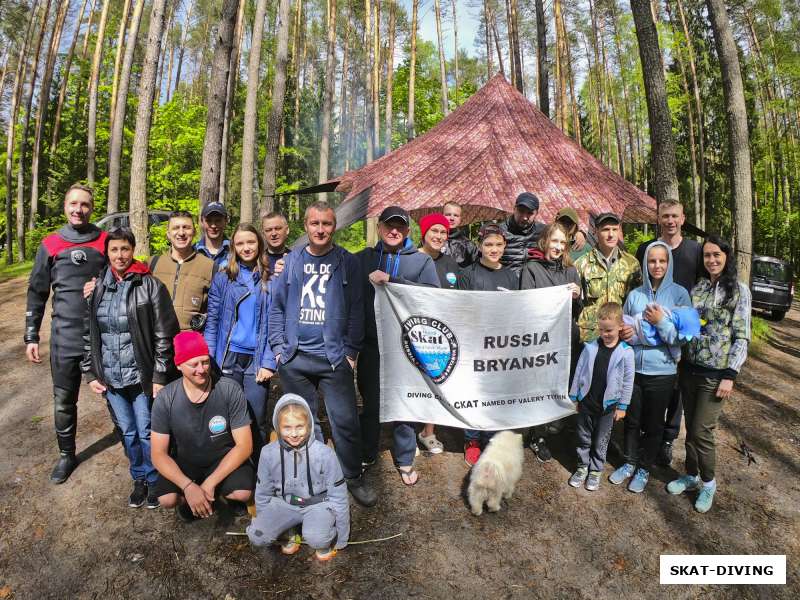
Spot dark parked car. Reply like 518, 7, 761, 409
750, 255, 794, 321
96, 210, 171, 231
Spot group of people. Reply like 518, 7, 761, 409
25, 183, 750, 559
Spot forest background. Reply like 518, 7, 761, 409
1, 0, 798, 281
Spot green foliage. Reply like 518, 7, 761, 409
623, 227, 652, 256
750, 316, 771, 354
0, 259, 33, 282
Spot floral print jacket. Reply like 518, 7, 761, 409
687, 278, 751, 379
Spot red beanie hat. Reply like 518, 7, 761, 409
419, 213, 450, 242
174, 331, 210, 366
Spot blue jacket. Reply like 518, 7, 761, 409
204, 267, 276, 371
248, 394, 350, 549
356, 238, 441, 342
569, 340, 635, 411
268, 245, 364, 368
623, 241, 692, 375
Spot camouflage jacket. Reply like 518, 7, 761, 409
574, 247, 641, 342
686, 278, 751, 378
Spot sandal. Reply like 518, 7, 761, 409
417, 432, 444, 454
281, 533, 302, 555
397, 466, 419, 486
315, 547, 337, 562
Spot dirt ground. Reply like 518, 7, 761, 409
0, 274, 797, 600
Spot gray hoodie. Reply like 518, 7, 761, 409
253, 394, 350, 548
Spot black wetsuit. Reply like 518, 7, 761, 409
25, 224, 107, 454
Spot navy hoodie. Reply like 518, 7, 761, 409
357, 238, 441, 342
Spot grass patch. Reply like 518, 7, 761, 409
0, 260, 33, 282
750, 316, 771, 354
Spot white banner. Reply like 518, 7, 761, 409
375, 283, 575, 430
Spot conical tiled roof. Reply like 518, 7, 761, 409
332, 74, 656, 227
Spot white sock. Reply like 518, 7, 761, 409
702, 478, 716, 490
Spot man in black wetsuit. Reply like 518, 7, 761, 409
25, 184, 108, 483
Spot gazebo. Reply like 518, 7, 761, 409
302, 74, 657, 231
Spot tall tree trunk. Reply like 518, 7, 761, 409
240, 0, 269, 219
30, 0, 68, 229
554, 0, 568, 131
106, 0, 145, 215
5, 2, 39, 263
372, 0, 381, 155
364, 0, 373, 161
509, 0, 523, 93
218, 0, 246, 207
86, 0, 110, 187
630, 0, 679, 204
155, 3, 175, 104
198, 0, 240, 210
292, 0, 304, 140
45, 0, 89, 208
705, 0, 752, 282
490, 11, 505, 78
174, 0, 194, 95
433, 0, 448, 116
80, 0, 98, 60
407, 0, 418, 140
610, 2, 637, 182
18, 0, 52, 246
675, 0, 706, 227
109, 0, 133, 134
451, 0, 459, 104
318, 0, 337, 201
258, 0, 291, 213
535, 0, 549, 116
504, 0, 515, 89
129, 0, 168, 256
384, 0, 396, 152
483, 0, 493, 79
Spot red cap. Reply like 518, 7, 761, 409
419, 213, 450, 242
174, 331, 210, 366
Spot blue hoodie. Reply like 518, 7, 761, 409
623, 241, 692, 375
248, 394, 350, 549
356, 238, 441, 342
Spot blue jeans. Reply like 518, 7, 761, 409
105, 385, 157, 485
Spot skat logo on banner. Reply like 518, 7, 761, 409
401, 315, 458, 384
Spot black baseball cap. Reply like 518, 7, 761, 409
515, 192, 540, 211
201, 201, 228, 219
378, 205, 410, 224
594, 212, 621, 227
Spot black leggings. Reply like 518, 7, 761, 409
623, 373, 677, 469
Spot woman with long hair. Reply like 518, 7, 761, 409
205, 223, 276, 455
83, 228, 179, 508
666, 235, 751, 513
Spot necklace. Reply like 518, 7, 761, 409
184, 379, 211, 404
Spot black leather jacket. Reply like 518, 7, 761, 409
82, 264, 179, 395
441, 228, 478, 267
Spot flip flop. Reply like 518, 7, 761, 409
397, 466, 419, 486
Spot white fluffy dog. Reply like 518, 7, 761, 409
467, 431, 524, 516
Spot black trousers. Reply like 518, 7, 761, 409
278, 351, 363, 479
51, 352, 83, 454
662, 364, 685, 443
623, 373, 677, 469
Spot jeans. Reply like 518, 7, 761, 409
356, 341, 417, 467
105, 385, 157, 485
222, 351, 269, 457
279, 351, 363, 479
623, 373, 677, 469
575, 405, 615, 473
681, 370, 725, 482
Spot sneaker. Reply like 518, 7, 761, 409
361, 457, 376, 469
315, 547, 337, 562
176, 502, 197, 523
464, 440, 481, 467
628, 468, 649, 493
281, 534, 302, 555
129, 480, 147, 508
585, 471, 601, 491
694, 485, 716, 513
666, 474, 701, 495
146, 487, 160, 509
656, 442, 674, 466
529, 437, 552, 462
346, 476, 378, 507
568, 466, 588, 488
608, 462, 635, 485
50, 453, 78, 484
